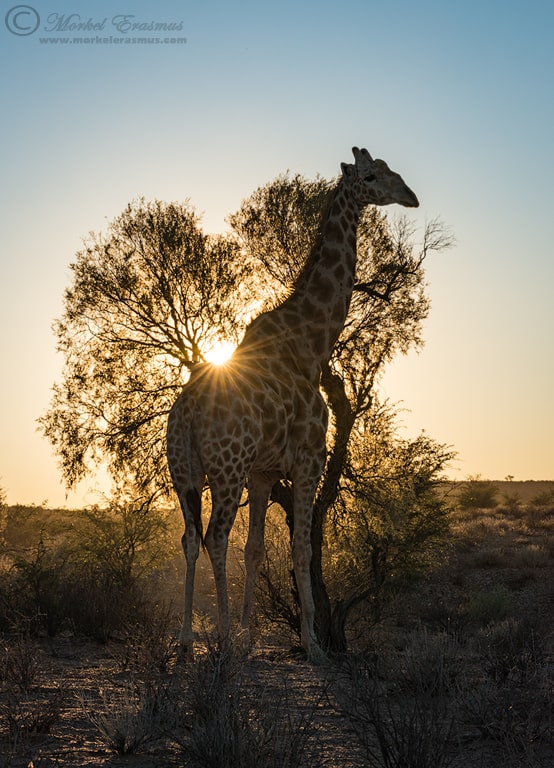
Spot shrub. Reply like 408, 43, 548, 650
10, 533, 71, 636
467, 586, 513, 625
512, 543, 550, 569
530, 488, 554, 506
177, 639, 321, 768
0, 632, 39, 692
83, 677, 176, 755
0, 688, 64, 747
402, 629, 462, 696
253, 511, 302, 645
342, 656, 456, 768
458, 475, 499, 509
476, 618, 544, 684
462, 653, 553, 763
501, 491, 521, 509
117, 604, 180, 676
73, 497, 176, 586
0, 486, 6, 548
322, 430, 454, 648
0, 493, 179, 640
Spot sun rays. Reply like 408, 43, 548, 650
204, 340, 236, 366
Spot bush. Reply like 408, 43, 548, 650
10, 533, 71, 636
462, 655, 553, 762
341, 656, 456, 768
83, 677, 177, 755
253, 510, 302, 645
402, 629, 462, 696
0, 486, 7, 547
476, 618, 544, 684
467, 586, 513, 626
325, 431, 454, 642
0, 632, 39, 692
0, 494, 178, 639
458, 475, 498, 509
178, 640, 321, 768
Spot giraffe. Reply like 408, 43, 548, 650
166, 147, 418, 661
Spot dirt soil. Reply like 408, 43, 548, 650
2, 639, 371, 767
1, 493, 553, 767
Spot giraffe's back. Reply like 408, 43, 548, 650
171, 358, 326, 485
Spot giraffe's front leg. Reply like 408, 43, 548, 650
292, 479, 327, 664
240, 474, 273, 644
290, 429, 329, 664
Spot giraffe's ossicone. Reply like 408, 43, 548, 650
167, 147, 418, 661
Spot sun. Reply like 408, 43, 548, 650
205, 340, 235, 366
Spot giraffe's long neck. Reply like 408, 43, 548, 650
284, 179, 359, 366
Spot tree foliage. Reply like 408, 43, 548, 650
40, 199, 255, 492
228, 172, 331, 290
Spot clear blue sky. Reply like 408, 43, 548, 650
1, 0, 553, 505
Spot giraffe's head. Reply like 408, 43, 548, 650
341, 147, 419, 208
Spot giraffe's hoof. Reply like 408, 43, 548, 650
235, 627, 251, 652
178, 638, 195, 663
306, 641, 328, 665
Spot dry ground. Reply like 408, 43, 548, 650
1, 485, 553, 767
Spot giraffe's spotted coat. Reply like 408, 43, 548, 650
166, 147, 418, 660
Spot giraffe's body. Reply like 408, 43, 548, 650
167, 148, 418, 660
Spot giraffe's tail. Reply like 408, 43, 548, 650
186, 487, 204, 547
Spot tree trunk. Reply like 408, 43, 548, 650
311, 363, 356, 651
330, 589, 374, 653
328, 544, 388, 650
310, 496, 332, 648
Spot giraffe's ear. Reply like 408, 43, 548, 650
341, 162, 354, 176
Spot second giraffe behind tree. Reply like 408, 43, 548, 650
166, 147, 419, 662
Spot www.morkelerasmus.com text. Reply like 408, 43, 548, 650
39, 35, 187, 45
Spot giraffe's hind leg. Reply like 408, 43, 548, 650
204, 480, 245, 643
175, 482, 204, 657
